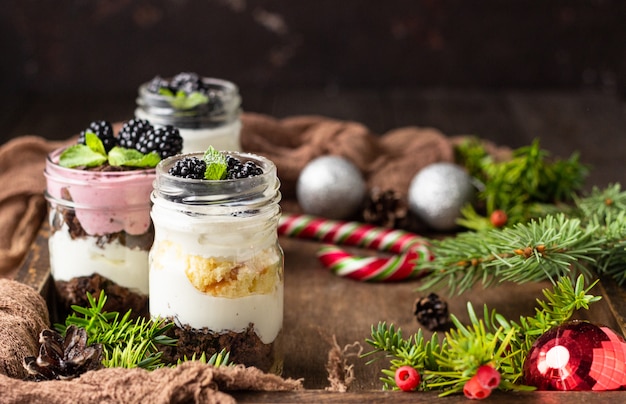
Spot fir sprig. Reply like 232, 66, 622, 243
363, 275, 599, 394
55, 291, 176, 370
574, 183, 626, 222
362, 323, 441, 390
417, 214, 603, 295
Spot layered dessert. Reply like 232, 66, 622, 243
149, 148, 283, 373
135, 72, 242, 153
45, 119, 183, 311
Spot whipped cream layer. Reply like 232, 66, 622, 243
149, 207, 283, 343
178, 120, 241, 153
149, 252, 283, 344
49, 223, 149, 294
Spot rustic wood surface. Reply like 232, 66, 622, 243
5, 89, 626, 402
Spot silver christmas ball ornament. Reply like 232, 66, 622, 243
408, 162, 476, 231
297, 155, 366, 220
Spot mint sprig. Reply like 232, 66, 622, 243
108, 147, 161, 168
158, 88, 209, 110
59, 132, 161, 169
59, 144, 108, 168
202, 146, 227, 180
59, 132, 108, 168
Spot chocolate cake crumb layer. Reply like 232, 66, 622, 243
160, 321, 282, 374
55, 273, 149, 319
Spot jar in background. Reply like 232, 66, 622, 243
44, 147, 155, 297
149, 151, 283, 374
135, 75, 242, 153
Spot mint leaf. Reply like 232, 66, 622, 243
59, 144, 108, 168
181, 91, 209, 109
167, 90, 209, 110
203, 146, 227, 180
158, 88, 175, 97
158, 86, 209, 109
85, 132, 107, 156
108, 147, 161, 167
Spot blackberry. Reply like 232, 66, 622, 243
413, 293, 450, 331
77, 120, 116, 152
169, 72, 208, 95
135, 125, 183, 159
225, 155, 263, 179
118, 119, 153, 149
169, 157, 207, 179
146, 75, 171, 94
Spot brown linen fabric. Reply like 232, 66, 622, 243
0, 136, 71, 278
240, 113, 457, 200
0, 361, 303, 404
0, 279, 50, 379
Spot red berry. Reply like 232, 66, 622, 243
463, 375, 492, 400
490, 210, 508, 228
475, 365, 501, 389
394, 365, 420, 392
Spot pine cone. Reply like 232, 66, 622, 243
414, 293, 450, 331
361, 188, 408, 228
23, 325, 103, 380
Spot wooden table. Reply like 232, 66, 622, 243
6, 88, 626, 402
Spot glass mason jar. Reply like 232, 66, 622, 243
44, 147, 155, 296
149, 151, 283, 374
135, 77, 242, 153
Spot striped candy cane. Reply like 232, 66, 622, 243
278, 213, 432, 281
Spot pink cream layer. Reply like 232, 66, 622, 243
44, 147, 155, 236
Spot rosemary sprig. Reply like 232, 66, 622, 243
363, 275, 599, 394
55, 291, 176, 370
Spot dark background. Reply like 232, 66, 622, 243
1, 0, 625, 190
2, 1, 624, 96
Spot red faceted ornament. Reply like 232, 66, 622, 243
524, 321, 626, 391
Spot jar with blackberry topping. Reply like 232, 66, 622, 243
43, 119, 182, 312
149, 148, 283, 374
135, 72, 242, 154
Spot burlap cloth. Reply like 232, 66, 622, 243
0, 112, 509, 402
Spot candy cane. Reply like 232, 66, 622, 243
317, 245, 428, 281
278, 213, 432, 281
278, 213, 428, 254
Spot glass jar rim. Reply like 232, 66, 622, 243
153, 151, 279, 205
137, 77, 239, 110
